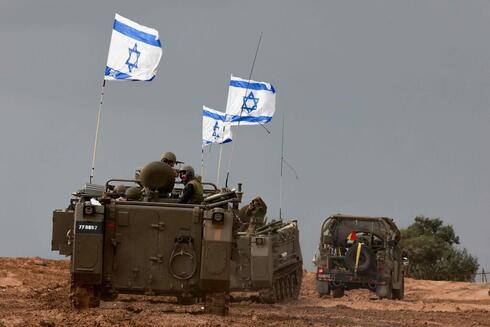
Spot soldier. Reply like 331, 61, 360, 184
161, 151, 181, 178
238, 196, 267, 233
125, 186, 143, 201
178, 165, 204, 204
160, 151, 181, 168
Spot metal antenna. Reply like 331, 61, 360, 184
279, 112, 299, 218
89, 79, 107, 184
279, 112, 285, 219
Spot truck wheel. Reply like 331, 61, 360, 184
392, 276, 404, 300
332, 287, 344, 298
376, 283, 392, 299
316, 280, 331, 297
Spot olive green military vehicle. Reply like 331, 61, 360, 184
52, 161, 303, 315
231, 219, 303, 303
314, 214, 404, 299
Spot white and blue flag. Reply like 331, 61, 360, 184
202, 106, 232, 147
225, 75, 276, 125
105, 14, 162, 81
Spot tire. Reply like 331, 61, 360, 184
316, 280, 331, 297
332, 287, 344, 298
376, 282, 392, 299
344, 242, 374, 273
392, 275, 404, 300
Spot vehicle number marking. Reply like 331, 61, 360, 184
75, 221, 103, 234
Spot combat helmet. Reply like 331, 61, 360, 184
160, 152, 182, 166
179, 165, 195, 179
113, 184, 127, 195
125, 186, 143, 201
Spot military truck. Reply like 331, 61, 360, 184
313, 214, 404, 299
52, 161, 302, 314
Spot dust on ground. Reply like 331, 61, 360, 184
0, 257, 489, 327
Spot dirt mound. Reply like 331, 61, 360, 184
0, 258, 488, 326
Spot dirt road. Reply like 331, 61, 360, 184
0, 258, 488, 326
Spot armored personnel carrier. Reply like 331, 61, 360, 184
52, 161, 303, 314
231, 219, 303, 303
313, 214, 404, 299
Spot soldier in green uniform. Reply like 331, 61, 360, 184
238, 196, 267, 233
178, 165, 204, 204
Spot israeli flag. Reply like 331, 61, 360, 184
105, 14, 162, 81
202, 106, 232, 147
225, 75, 276, 125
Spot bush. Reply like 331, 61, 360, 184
400, 216, 479, 281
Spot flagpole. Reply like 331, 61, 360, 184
217, 144, 224, 186
215, 73, 233, 188
279, 112, 284, 219
89, 79, 107, 184
200, 146, 204, 182
224, 33, 263, 187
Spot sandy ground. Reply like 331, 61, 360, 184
0, 257, 489, 327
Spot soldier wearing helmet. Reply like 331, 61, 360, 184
238, 196, 268, 233
160, 152, 182, 168
125, 186, 143, 201
161, 151, 182, 179
178, 165, 203, 204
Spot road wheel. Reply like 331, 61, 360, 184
274, 280, 282, 301
332, 287, 344, 298
292, 266, 302, 300
279, 278, 286, 301
284, 276, 291, 299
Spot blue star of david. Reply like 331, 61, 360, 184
125, 43, 141, 73
241, 91, 259, 113
212, 121, 220, 139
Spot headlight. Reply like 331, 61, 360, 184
83, 205, 95, 216
212, 212, 224, 223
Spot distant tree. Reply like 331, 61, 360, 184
400, 216, 479, 281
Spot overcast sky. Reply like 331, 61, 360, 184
1, 1, 489, 272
